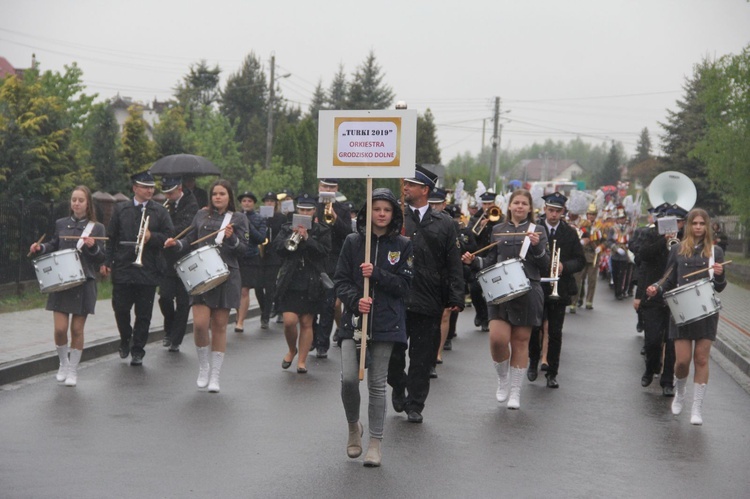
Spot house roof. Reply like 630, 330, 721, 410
0, 56, 17, 79
510, 159, 582, 181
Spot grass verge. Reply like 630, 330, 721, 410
0, 278, 113, 314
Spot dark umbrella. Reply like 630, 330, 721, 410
150, 154, 221, 177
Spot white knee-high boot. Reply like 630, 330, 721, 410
208, 351, 224, 393
55, 345, 69, 382
196, 346, 210, 388
671, 376, 688, 415
690, 383, 707, 425
65, 349, 82, 387
494, 360, 510, 402
507, 366, 527, 410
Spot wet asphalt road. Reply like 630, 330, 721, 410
2, 289, 750, 498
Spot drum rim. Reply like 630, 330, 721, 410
476, 257, 524, 277
663, 277, 712, 298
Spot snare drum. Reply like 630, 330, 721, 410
476, 258, 531, 305
664, 278, 721, 326
175, 245, 230, 296
33, 248, 86, 293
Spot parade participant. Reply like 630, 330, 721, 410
646, 208, 726, 425
164, 179, 249, 392
712, 221, 728, 252
234, 191, 267, 333
633, 203, 676, 395
388, 165, 465, 423
461, 189, 549, 409
101, 171, 174, 366
528, 193, 585, 388
29, 186, 106, 386
467, 191, 502, 332
182, 175, 208, 209
607, 207, 634, 300
274, 193, 331, 373
574, 204, 603, 310
429, 188, 450, 373
313, 179, 353, 359
335, 188, 413, 467
257, 192, 287, 327
158, 177, 199, 353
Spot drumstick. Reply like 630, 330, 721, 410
682, 260, 732, 279
190, 224, 234, 246
173, 225, 194, 241
59, 236, 109, 240
27, 234, 46, 257
470, 232, 542, 256
471, 241, 500, 256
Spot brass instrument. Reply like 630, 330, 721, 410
667, 236, 681, 249
133, 207, 150, 267
259, 237, 269, 258
163, 198, 169, 207
324, 199, 335, 225
549, 239, 561, 300
284, 231, 302, 252
471, 206, 502, 236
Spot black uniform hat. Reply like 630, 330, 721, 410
543, 191, 568, 209
131, 170, 155, 187
262, 191, 277, 202
160, 176, 181, 193
648, 202, 671, 216
404, 164, 437, 190
428, 188, 447, 204
479, 192, 497, 203
295, 193, 317, 209
238, 191, 257, 203
319, 179, 339, 186
666, 204, 688, 220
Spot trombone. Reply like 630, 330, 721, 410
133, 207, 150, 267
548, 239, 561, 300
471, 205, 502, 235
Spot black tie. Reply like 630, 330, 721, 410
412, 208, 421, 224
550, 227, 556, 238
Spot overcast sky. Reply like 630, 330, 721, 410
2, 0, 749, 164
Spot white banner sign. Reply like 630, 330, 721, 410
317, 110, 417, 179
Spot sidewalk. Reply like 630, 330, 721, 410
2, 282, 749, 387
0, 297, 260, 386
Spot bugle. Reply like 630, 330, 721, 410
549, 239, 561, 300
133, 208, 149, 268
471, 206, 502, 235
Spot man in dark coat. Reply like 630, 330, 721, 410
102, 170, 174, 366
258, 192, 287, 326
387, 165, 465, 423
528, 192, 586, 388
467, 191, 502, 332
158, 176, 199, 352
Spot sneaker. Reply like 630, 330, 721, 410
162, 338, 171, 347
168, 343, 180, 353
260, 320, 269, 330
130, 353, 143, 366
316, 349, 328, 359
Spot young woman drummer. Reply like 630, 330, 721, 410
28, 186, 106, 387
164, 179, 249, 393
646, 208, 726, 425
461, 189, 549, 409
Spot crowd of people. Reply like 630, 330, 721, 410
28, 166, 731, 467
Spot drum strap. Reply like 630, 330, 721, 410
709, 246, 715, 280
76, 222, 95, 252
519, 223, 537, 260
215, 212, 233, 245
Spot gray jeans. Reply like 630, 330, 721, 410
340, 339, 394, 440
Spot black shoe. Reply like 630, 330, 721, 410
662, 385, 675, 397
429, 366, 438, 379
481, 322, 489, 332
641, 371, 653, 387
527, 364, 538, 382
640, 345, 646, 356
130, 353, 143, 366
332, 328, 341, 344
474, 316, 481, 327
168, 343, 180, 353
316, 349, 328, 359
162, 338, 171, 347
119, 340, 130, 359
540, 363, 549, 372
407, 411, 423, 423
275, 315, 283, 324
260, 320, 269, 330
546, 376, 559, 389
636, 322, 644, 333
392, 389, 405, 413
443, 339, 452, 351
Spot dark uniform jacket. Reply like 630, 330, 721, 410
105, 199, 174, 286
541, 219, 586, 305
273, 221, 332, 299
260, 212, 287, 267
38, 217, 106, 280
633, 227, 669, 307
335, 193, 413, 345
317, 200, 353, 275
403, 205, 465, 317
241, 210, 268, 261
163, 191, 199, 277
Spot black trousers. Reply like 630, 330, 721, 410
112, 283, 157, 356
470, 280, 488, 325
158, 275, 190, 347
388, 311, 442, 414
611, 259, 633, 298
642, 305, 675, 386
530, 299, 567, 378
313, 287, 336, 351
259, 265, 280, 322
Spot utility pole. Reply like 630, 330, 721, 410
264, 54, 276, 170
488, 97, 501, 190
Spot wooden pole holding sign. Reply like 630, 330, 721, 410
359, 178, 373, 380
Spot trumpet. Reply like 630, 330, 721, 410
471, 205, 502, 235
324, 199, 335, 225
259, 237, 269, 258
133, 208, 150, 267
667, 235, 680, 249
284, 231, 302, 252
549, 239, 561, 300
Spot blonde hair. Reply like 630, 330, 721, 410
679, 208, 713, 259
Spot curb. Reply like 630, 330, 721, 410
0, 307, 260, 386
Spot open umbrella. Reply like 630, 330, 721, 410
150, 154, 221, 177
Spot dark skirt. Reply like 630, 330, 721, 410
192, 269, 241, 310
668, 313, 718, 341
488, 281, 544, 327
240, 262, 260, 289
279, 289, 321, 316
45, 278, 97, 316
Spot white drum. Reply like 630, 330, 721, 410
175, 245, 230, 296
664, 278, 721, 326
33, 248, 86, 293
476, 258, 531, 305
